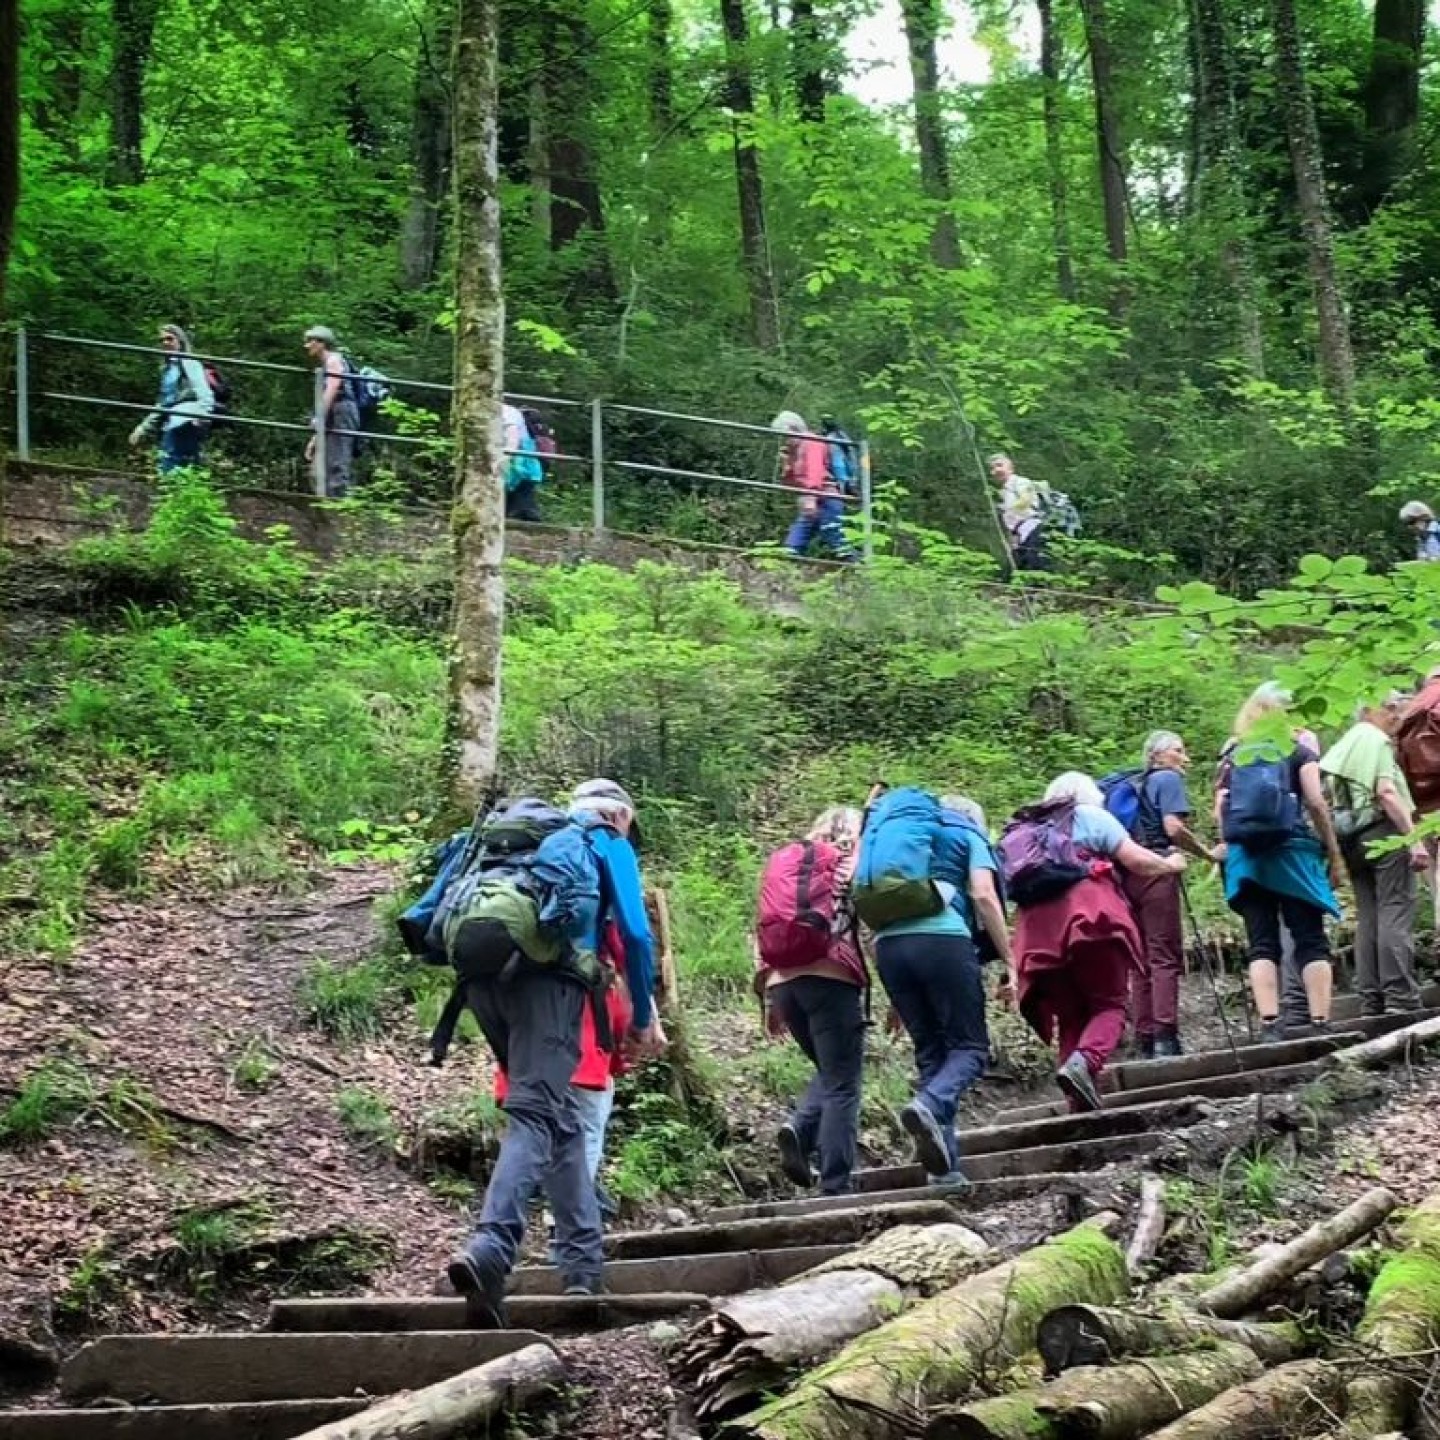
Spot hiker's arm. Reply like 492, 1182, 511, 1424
1375, 777, 1417, 836
606, 839, 657, 1030
1162, 812, 1220, 862
1298, 760, 1344, 879
968, 868, 1011, 967
1116, 836, 1187, 878
322, 353, 345, 415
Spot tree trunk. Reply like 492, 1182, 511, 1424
927, 1341, 1264, 1440
1036, 0, 1076, 300
0, 0, 17, 316
1191, 0, 1266, 375
1345, 1192, 1440, 1436
898, 0, 960, 268
1125, 1176, 1166, 1277
1144, 1361, 1345, 1440
733, 1217, 1129, 1440
288, 1341, 563, 1439
1037, 1305, 1308, 1375
1270, 0, 1355, 405
110, 0, 158, 185
1197, 1188, 1397, 1318
790, 0, 827, 125
718, 0, 782, 351
1077, 0, 1128, 268
1360, 0, 1423, 211
648, 0, 675, 135
680, 1224, 990, 1423
449, 0, 507, 815
1330, 1013, 1440, 1070
401, 1, 454, 289
29, 10, 85, 160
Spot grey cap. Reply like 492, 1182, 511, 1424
572, 778, 636, 810
1400, 500, 1434, 522
304, 325, 337, 345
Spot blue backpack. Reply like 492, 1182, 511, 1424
826, 430, 858, 493
1222, 743, 1302, 851
1099, 768, 1147, 835
397, 830, 472, 965
852, 787, 944, 928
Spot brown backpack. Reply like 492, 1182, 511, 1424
1396, 681, 1440, 814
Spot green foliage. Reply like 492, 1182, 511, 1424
0, 1061, 91, 1145
54, 1246, 129, 1329
231, 1038, 281, 1092
336, 1086, 398, 1150
297, 958, 394, 1044
606, 1088, 727, 1207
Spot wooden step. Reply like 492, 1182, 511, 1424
1332, 981, 1440, 1021
0, 1400, 366, 1440
1106, 1030, 1358, 1092
59, 1330, 549, 1405
508, 1243, 849, 1296
270, 1291, 708, 1334
948, 1094, 1210, 1160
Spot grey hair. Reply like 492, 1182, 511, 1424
808, 806, 861, 845
770, 410, 808, 435
1356, 690, 1412, 722
1044, 771, 1104, 808
939, 794, 987, 831
987, 452, 1011, 467
1142, 730, 1184, 766
160, 323, 192, 351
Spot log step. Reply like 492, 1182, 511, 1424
509, 1243, 850, 1296
270, 1291, 709, 1334
607, 1198, 961, 1260
58, 1330, 548, 1405
1107, 1031, 1359, 1093
947, 1093, 1210, 1161
0, 1400, 367, 1440
1332, 981, 1440, 1021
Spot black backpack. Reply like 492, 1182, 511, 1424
203, 363, 233, 421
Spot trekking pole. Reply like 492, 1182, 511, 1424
1178, 875, 1246, 1066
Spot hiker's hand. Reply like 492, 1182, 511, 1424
885, 1007, 905, 1038
995, 973, 1017, 1010
127, 425, 145, 448
1209, 843, 1227, 864
763, 998, 787, 1040
1329, 855, 1345, 891
800, 496, 818, 517
627, 1019, 667, 1061
1411, 842, 1430, 873
1164, 853, 1188, 874
304, 438, 316, 463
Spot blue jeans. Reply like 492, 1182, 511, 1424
159, 422, 204, 474
574, 1081, 615, 1180
773, 977, 865, 1194
463, 971, 603, 1289
785, 497, 853, 558
876, 932, 989, 1170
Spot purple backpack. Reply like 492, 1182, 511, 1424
999, 799, 1092, 907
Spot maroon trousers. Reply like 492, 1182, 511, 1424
1122, 869, 1184, 1038
1020, 946, 1131, 1077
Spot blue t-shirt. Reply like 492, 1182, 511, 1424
876, 823, 996, 939
1071, 804, 1129, 857
1137, 769, 1191, 853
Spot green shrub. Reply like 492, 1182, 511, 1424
337, 1087, 398, 1149
0, 1061, 92, 1144
298, 958, 394, 1043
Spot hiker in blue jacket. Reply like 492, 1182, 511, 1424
128, 324, 215, 474
448, 778, 665, 1324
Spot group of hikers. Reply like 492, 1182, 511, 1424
401, 668, 1440, 1311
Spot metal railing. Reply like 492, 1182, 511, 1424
9, 328, 874, 558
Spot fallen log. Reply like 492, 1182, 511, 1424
1143, 1359, 1345, 1440
679, 1224, 991, 1423
727, 1215, 1129, 1440
1036, 1303, 1309, 1374
1125, 1176, 1167, 1278
1343, 1192, 1440, 1437
289, 1340, 563, 1439
1327, 1014, 1440, 1070
1197, 1188, 1397, 1318
926, 1341, 1264, 1440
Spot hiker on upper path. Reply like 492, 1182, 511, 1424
1002, 772, 1186, 1112
819, 415, 861, 499
1400, 501, 1440, 561
772, 410, 855, 561
990, 452, 1049, 572
302, 325, 361, 498
447, 779, 665, 1324
852, 786, 1010, 1185
755, 807, 867, 1197
1321, 692, 1427, 1017
1217, 684, 1344, 1043
128, 323, 215, 475
1103, 732, 1223, 1058
504, 402, 544, 523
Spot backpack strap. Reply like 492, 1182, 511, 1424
429, 980, 469, 1067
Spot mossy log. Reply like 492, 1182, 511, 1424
1197, 1188, 1397, 1318
1144, 1359, 1345, 1440
927, 1341, 1264, 1440
726, 1216, 1129, 1440
1125, 1176, 1167, 1278
1344, 1192, 1440, 1437
679, 1225, 991, 1424
1037, 1303, 1309, 1374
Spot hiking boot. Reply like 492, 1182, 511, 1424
899, 1101, 951, 1177
1152, 1030, 1183, 1059
776, 1123, 815, 1188
446, 1243, 508, 1330
1307, 1018, 1331, 1038
1133, 1034, 1156, 1061
1055, 1053, 1104, 1113
563, 1280, 604, 1298
1258, 1019, 1287, 1045
595, 1183, 621, 1223
927, 1169, 972, 1192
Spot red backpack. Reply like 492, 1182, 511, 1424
1397, 681, 1440, 815
756, 840, 844, 971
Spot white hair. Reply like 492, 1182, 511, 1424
770, 410, 808, 435
808, 806, 861, 845
1044, 771, 1104, 808
939, 794, 987, 831
1142, 730, 1184, 766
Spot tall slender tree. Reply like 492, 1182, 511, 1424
1270, 0, 1354, 404
898, 0, 960, 268
401, 0, 455, 290
1036, 0, 1075, 299
110, 0, 158, 185
450, 0, 506, 811
1360, 0, 1423, 212
719, 0, 781, 350
648, 0, 675, 136
0, 0, 17, 316
790, 0, 828, 126
1077, 0, 1129, 270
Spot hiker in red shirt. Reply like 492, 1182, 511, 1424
771, 410, 855, 560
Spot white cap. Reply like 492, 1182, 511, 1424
1400, 500, 1434, 522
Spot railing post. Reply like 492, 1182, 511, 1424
590, 397, 606, 533
16, 326, 31, 461
312, 367, 327, 498
859, 438, 874, 562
